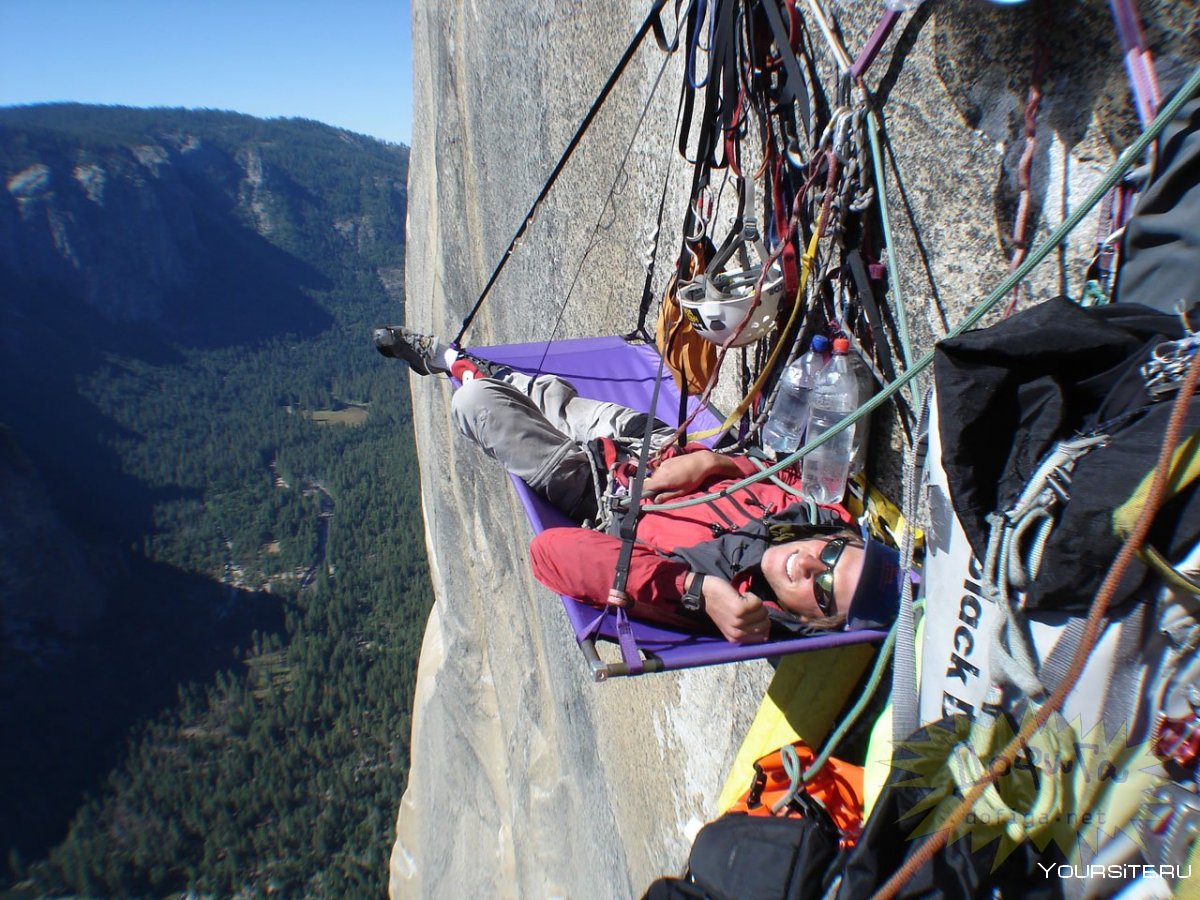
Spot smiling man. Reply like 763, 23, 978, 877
529, 451, 902, 644
375, 324, 902, 644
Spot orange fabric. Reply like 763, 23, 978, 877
727, 740, 866, 848
656, 271, 718, 396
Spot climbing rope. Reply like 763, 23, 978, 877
865, 110, 914, 385
800, 607, 902, 785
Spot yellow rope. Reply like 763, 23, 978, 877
689, 219, 826, 441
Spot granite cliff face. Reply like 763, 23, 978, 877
395, 2, 1196, 895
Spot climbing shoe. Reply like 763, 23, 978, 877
372, 326, 451, 376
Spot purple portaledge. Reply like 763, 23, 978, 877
465, 335, 888, 680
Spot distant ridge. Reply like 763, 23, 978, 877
0, 104, 428, 897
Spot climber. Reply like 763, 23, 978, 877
374, 325, 902, 645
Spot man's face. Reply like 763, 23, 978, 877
760, 537, 864, 620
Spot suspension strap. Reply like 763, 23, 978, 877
452, 0, 675, 347
849, 10, 901, 80
605, 349, 675, 675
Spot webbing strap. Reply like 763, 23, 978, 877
891, 386, 932, 744
616, 607, 645, 675
607, 345, 674, 674
849, 9, 900, 80
579, 604, 646, 675
760, 0, 813, 149
1109, 0, 1161, 129
1037, 617, 1089, 699
452, 0, 674, 347
1038, 603, 1148, 742
1098, 604, 1147, 743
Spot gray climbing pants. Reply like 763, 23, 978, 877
451, 371, 672, 521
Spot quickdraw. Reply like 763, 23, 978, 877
1143, 332, 1200, 399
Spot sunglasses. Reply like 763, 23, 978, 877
812, 538, 849, 617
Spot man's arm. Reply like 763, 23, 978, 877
643, 449, 757, 501
530, 528, 689, 612
529, 528, 769, 643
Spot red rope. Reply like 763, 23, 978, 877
874, 348, 1200, 899
1003, 42, 1047, 318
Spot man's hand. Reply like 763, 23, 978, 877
698, 575, 771, 644
644, 450, 740, 502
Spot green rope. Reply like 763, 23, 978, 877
867, 108, 916, 406
645, 62, 1200, 514
747, 455, 808, 498
802, 609, 902, 783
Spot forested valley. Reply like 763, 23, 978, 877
0, 105, 426, 896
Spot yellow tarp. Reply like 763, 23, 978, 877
717, 643, 877, 812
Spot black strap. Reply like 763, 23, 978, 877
845, 249, 898, 385
612, 352, 673, 598
759, 0, 812, 151
453, 0, 675, 347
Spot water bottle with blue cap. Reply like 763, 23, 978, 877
762, 335, 831, 459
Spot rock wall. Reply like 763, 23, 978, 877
394, 1, 1196, 895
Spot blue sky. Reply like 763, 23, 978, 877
0, 0, 413, 145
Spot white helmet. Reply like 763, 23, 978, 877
678, 260, 785, 347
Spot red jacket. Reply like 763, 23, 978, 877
528, 452, 844, 631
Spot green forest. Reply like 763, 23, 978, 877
0, 106, 427, 896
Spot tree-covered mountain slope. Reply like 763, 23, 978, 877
0, 104, 425, 896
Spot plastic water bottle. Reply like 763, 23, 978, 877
847, 348, 875, 476
761, 335, 831, 459
801, 338, 859, 505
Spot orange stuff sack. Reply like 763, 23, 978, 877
656, 271, 718, 396
728, 740, 866, 848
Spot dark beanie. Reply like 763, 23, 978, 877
847, 538, 902, 630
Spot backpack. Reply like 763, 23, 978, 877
642, 813, 840, 900
641, 740, 864, 900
